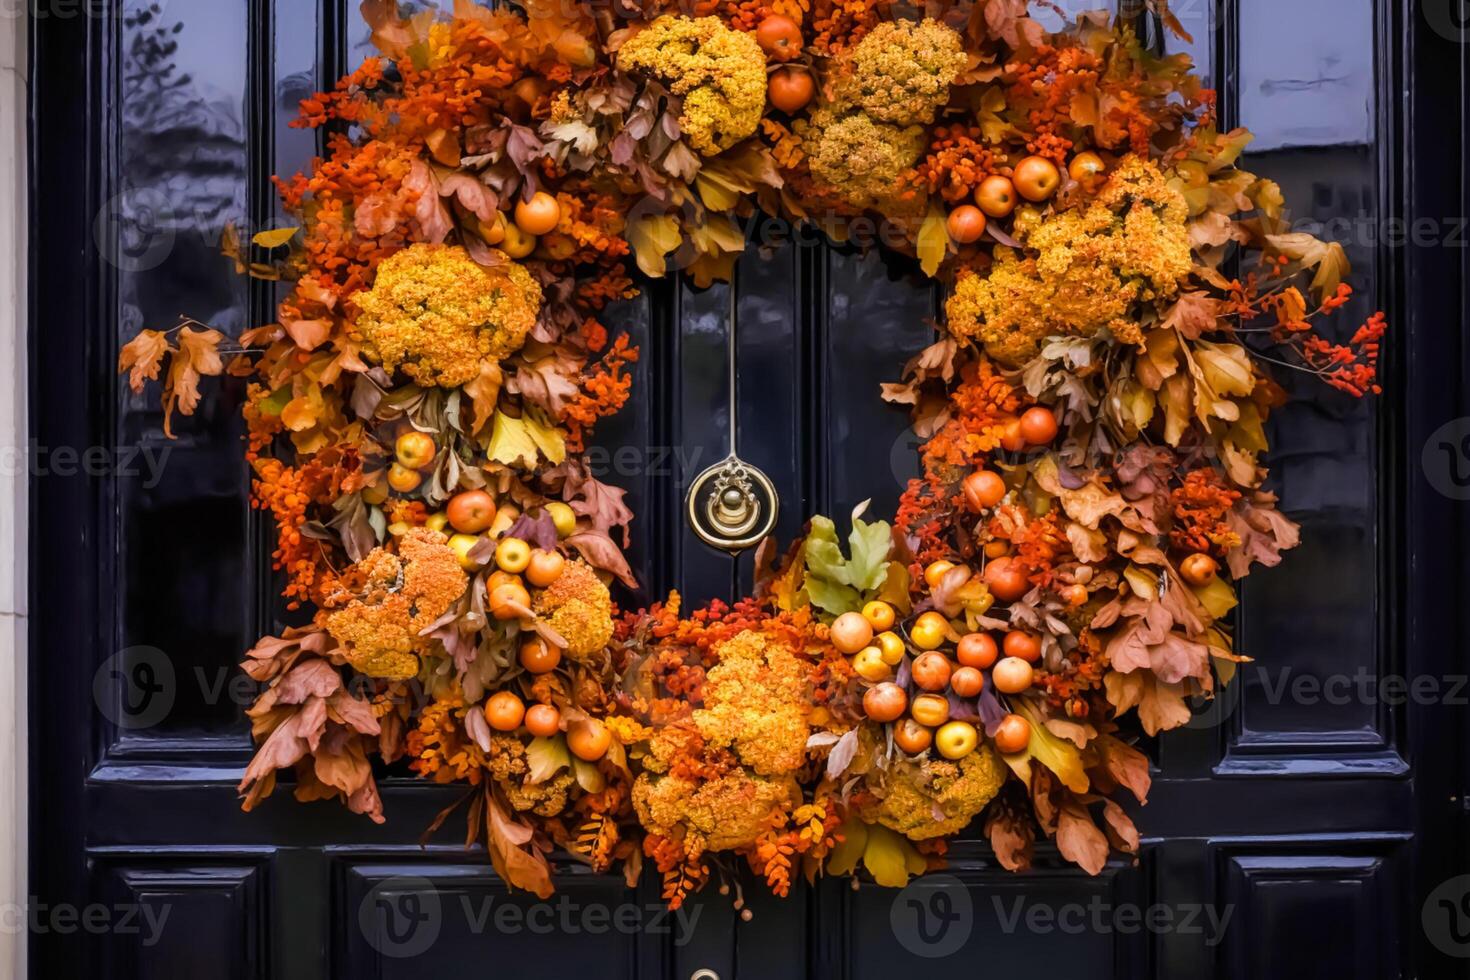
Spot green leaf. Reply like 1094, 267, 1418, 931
845, 502, 892, 594
801, 508, 893, 614
526, 736, 571, 784
258, 385, 292, 416
803, 573, 862, 616
803, 515, 850, 584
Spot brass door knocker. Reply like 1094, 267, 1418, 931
685, 273, 780, 553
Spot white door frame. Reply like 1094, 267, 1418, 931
0, 6, 27, 978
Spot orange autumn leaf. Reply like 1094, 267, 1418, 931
485, 790, 556, 899
117, 328, 171, 391
283, 317, 332, 351
464, 360, 504, 435
162, 325, 226, 437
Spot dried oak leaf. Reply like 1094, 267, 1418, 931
486, 791, 556, 899
983, 802, 1035, 872
1093, 734, 1152, 805
162, 325, 226, 436
118, 329, 170, 390
1055, 798, 1109, 875
1223, 494, 1300, 578
1104, 669, 1193, 736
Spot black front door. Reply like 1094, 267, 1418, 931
30, 1, 1470, 978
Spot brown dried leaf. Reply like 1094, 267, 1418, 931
1055, 799, 1109, 875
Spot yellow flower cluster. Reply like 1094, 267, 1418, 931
833, 19, 966, 126
631, 631, 815, 850
617, 15, 766, 156
809, 18, 964, 207
353, 243, 542, 388
486, 734, 575, 816
633, 769, 801, 852
692, 630, 812, 776
807, 109, 927, 210
322, 528, 469, 680
860, 748, 1007, 840
946, 156, 1192, 365
533, 560, 614, 658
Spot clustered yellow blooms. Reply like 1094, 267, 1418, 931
692, 630, 812, 775
632, 630, 815, 850
806, 110, 928, 209
617, 15, 766, 156
321, 528, 469, 680
809, 18, 964, 208
860, 749, 1007, 840
632, 728, 799, 852
533, 560, 614, 658
486, 734, 575, 816
832, 19, 966, 126
946, 156, 1192, 366
634, 766, 802, 852
353, 243, 542, 388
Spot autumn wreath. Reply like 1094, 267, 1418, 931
120, 0, 1384, 906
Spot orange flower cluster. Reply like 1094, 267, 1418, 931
910, 125, 998, 202
1034, 628, 1107, 709
242, 383, 285, 461
548, 190, 632, 268
691, 0, 771, 32
1002, 44, 1101, 161
1232, 269, 1381, 397
408, 694, 486, 784
274, 135, 421, 298
576, 270, 640, 313
251, 458, 337, 609
921, 359, 1022, 474
809, 0, 888, 54
1303, 310, 1385, 397
1169, 469, 1243, 556
989, 505, 1067, 588
895, 479, 950, 570
562, 333, 640, 453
